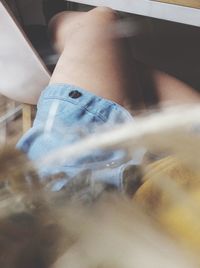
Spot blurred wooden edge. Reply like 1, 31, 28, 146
22, 104, 33, 133
70, 0, 200, 27
153, 0, 200, 9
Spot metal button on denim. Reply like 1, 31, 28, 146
69, 90, 82, 99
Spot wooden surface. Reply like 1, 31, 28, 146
71, 0, 200, 27
153, 0, 200, 9
22, 104, 33, 133
0, 1, 50, 104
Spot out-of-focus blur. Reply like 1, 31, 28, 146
0, 1, 200, 268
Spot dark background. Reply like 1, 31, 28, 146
5, 0, 200, 92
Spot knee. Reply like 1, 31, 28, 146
89, 6, 118, 22
93, 6, 116, 15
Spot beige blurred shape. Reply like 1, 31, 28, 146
0, 1, 50, 105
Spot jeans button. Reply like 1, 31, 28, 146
69, 90, 82, 99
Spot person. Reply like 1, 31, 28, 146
17, 7, 200, 191
1, 8, 200, 268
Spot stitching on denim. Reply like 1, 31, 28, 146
40, 96, 110, 122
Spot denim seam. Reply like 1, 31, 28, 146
39, 96, 113, 122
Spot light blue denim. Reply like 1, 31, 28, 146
17, 84, 142, 191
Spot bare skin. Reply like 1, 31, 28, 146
49, 7, 144, 109
49, 7, 200, 110
153, 70, 200, 106
49, 7, 200, 268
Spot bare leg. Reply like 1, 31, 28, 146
49, 7, 144, 109
152, 70, 200, 106
49, 7, 200, 109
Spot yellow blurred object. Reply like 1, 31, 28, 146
159, 189, 200, 251
135, 156, 200, 209
134, 156, 200, 252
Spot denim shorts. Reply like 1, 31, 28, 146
17, 84, 144, 191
